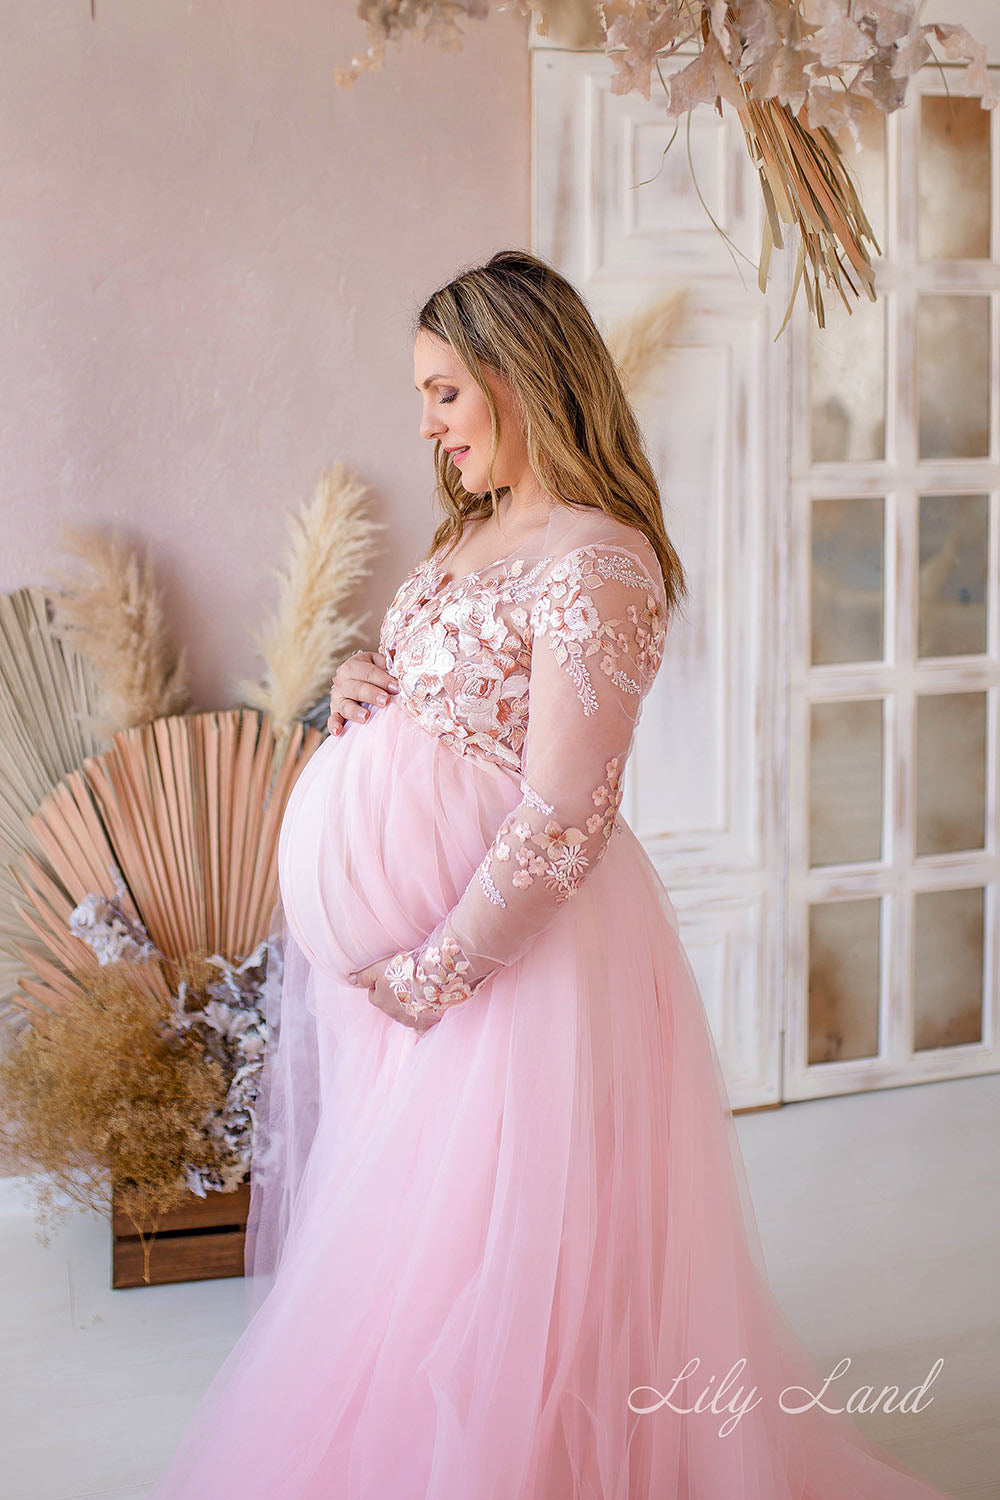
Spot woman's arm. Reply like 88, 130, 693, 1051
380, 542, 668, 1020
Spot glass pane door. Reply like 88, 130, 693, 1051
784, 68, 1000, 1100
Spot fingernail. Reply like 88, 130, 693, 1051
377, 693, 388, 705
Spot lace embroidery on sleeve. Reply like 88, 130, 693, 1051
529, 547, 665, 715
470, 759, 623, 913
384, 936, 488, 1016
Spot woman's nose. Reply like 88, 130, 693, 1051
419, 411, 446, 441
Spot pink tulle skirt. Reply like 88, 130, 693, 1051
147, 694, 956, 1499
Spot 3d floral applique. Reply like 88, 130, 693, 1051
377, 555, 554, 774
378, 544, 666, 782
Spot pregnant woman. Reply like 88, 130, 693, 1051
148, 250, 956, 1499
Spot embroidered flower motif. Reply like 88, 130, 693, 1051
396, 618, 457, 694
384, 932, 486, 1018
452, 659, 530, 737
378, 555, 550, 774
438, 591, 508, 655
528, 549, 667, 717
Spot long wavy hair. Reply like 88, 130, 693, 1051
413, 248, 688, 620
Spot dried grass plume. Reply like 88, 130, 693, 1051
238, 463, 384, 744
51, 524, 190, 738
605, 288, 690, 401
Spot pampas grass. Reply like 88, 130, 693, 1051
51, 524, 191, 738
238, 462, 384, 749
606, 288, 690, 400
0, 588, 104, 1028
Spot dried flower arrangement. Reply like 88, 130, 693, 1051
0, 958, 233, 1281
0, 465, 378, 1281
333, 1, 998, 330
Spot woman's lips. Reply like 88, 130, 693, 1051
449, 446, 470, 464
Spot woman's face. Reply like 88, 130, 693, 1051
412, 328, 527, 495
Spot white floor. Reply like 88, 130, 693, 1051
0, 1073, 997, 1500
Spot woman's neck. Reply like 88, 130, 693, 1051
494, 486, 555, 538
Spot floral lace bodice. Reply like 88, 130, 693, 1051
373, 523, 669, 1021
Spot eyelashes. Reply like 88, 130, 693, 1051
439, 392, 457, 404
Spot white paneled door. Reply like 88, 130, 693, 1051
531, 40, 1000, 1108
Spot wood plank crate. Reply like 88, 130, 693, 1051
111, 1182, 252, 1289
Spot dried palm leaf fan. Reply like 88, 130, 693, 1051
0, 589, 104, 1029
10, 709, 321, 1025
736, 88, 881, 336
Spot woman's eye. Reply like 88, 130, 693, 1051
439, 392, 457, 404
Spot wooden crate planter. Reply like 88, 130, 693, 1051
111, 1181, 252, 1289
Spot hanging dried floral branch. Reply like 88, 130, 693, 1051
595, 3, 997, 128
333, 1, 997, 327
334, 0, 491, 87
237, 462, 384, 749
338, 1, 997, 121
0, 588, 104, 1027
51, 524, 191, 738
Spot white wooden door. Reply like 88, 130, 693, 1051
532, 43, 792, 1108
531, 33, 1000, 1107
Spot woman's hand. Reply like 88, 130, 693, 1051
346, 958, 443, 1033
328, 651, 399, 737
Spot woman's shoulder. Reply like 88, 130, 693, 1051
544, 507, 662, 595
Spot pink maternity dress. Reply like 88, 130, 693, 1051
147, 503, 957, 1499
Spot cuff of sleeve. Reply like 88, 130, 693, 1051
383, 933, 495, 1018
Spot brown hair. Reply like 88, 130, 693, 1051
412, 248, 687, 619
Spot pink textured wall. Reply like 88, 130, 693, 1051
0, 1, 531, 706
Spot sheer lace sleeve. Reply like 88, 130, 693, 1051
381, 542, 668, 1020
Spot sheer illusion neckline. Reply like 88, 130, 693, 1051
432, 508, 559, 590
432, 551, 519, 590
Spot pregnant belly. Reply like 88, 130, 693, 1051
277, 698, 522, 979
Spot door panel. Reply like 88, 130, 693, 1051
533, 46, 787, 1107
532, 38, 1000, 1106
